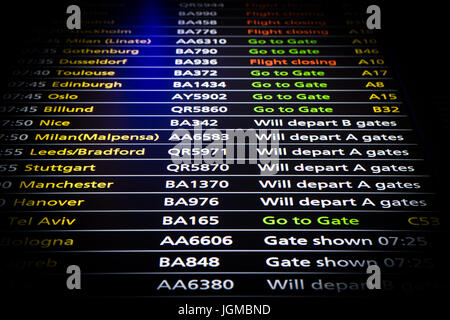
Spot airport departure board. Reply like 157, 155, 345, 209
0, 0, 447, 317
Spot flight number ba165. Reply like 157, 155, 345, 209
162, 215, 220, 225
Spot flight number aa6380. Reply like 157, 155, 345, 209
157, 279, 234, 290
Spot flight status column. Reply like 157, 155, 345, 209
0, 0, 444, 311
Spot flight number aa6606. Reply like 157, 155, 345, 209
160, 235, 232, 246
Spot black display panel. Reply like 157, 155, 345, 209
0, 0, 447, 317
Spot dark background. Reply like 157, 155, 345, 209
1, 0, 447, 171
0, 0, 448, 316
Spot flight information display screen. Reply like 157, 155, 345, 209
0, 0, 447, 317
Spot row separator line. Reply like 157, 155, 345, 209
25, 35, 382, 38
4, 229, 436, 232
24, 54, 391, 56
26, 26, 378, 31
14, 250, 426, 253
4, 102, 402, 104
76, 296, 400, 299
7, 77, 394, 80
0, 143, 419, 145
21, 45, 384, 48
32, 25, 383, 28
0, 158, 426, 161
2, 192, 435, 195
3, 210, 436, 212
7, 66, 394, 68
5, 77, 394, 80
12, 89, 399, 92
1, 128, 414, 130
26, 56, 390, 58
3, 175, 432, 177
3, 115, 410, 118
79, 272, 401, 275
